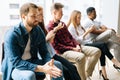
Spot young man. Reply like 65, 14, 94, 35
83, 7, 120, 63
47, 3, 101, 80
38, 6, 81, 80
2, 3, 63, 80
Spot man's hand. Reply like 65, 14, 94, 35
72, 45, 82, 52
54, 22, 64, 33
36, 59, 62, 78
46, 30, 55, 42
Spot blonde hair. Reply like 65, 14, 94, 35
71, 10, 81, 28
68, 10, 81, 35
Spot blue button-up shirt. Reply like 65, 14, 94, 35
2, 22, 51, 80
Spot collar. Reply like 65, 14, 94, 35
19, 22, 29, 36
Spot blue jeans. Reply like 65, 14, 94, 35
11, 60, 63, 80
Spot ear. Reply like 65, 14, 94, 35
53, 10, 56, 15
21, 14, 26, 20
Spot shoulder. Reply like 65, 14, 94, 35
83, 18, 93, 24
83, 18, 94, 28
34, 26, 45, 35
4, 24, 21, 43
68, 24, 75, 31
47, 21, 55, 29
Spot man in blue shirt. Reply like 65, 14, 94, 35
2, 3, 62, 80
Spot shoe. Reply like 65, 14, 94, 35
113, 64, 120, 72
99, 70, 109, 80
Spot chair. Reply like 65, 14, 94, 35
1, 43, 4, 64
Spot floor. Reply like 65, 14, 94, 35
45, 57, 120, 80
91, 58, 120, 80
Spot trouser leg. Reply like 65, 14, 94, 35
12, 68, 37, 80
81, 45, 101, 77
95, 29, 115, 42
107, 41, 120, 62
61, 51, 86, 80
53, 54, 81, 80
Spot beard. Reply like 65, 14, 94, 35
27, 20, 38, 28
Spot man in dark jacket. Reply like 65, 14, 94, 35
2, 3, 62, 80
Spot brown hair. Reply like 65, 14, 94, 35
20, 3, 38, 16
50, 2, 64, 12
38, 6, 48, 36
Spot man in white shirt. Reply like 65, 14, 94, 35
83, 7, 120, 62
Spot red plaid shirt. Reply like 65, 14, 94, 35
47, 20, 80, 54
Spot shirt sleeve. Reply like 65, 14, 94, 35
47, 23, 74, 53
4, 31, 37, 71
38, 38, 51, 64
68, 25, 83, 43
37, 27, 51, 64
83, 19, 94, 29
54, 41, 73, 53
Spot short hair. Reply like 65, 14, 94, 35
50, 2, 64, 12
20, 3, 38, 16
86, 7, 95, 15
38, 6, 43, 11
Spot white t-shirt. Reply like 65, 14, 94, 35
68, 24, 93, 45
22, 35, 31, 60
82, 18, 103, 41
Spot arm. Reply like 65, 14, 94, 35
101, 25, 116, 33
38, 28, 51, 63
4, 31, 37, 71
86, 25, 105, 34
46, 30, 55, 42
54, 41, 73, 53
46, 22, 64, 42
82, 26, 95, 38
35, 59, 62, 78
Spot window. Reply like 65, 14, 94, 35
9, 3, 19, 9
10, 15, 19, 20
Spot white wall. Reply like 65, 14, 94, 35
0, 0, 10, 26
100, 0, 119, 31
117, 1, 120, 34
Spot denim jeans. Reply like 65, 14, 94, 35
11, 60, 63, 80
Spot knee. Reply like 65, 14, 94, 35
107, 29, 115, 35
94, 48, 101, 57
23, 71, 36, 80
54, 60, 63, 70
76, 55, 85, 63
